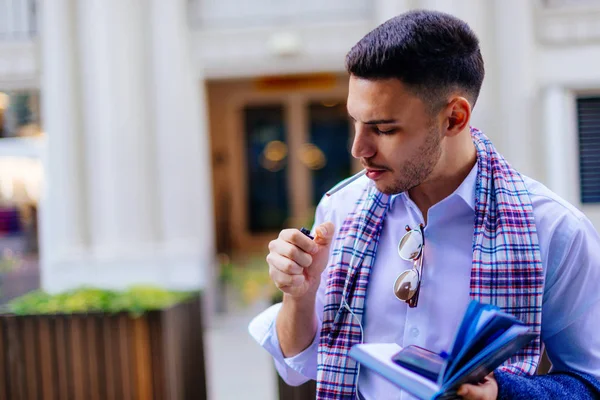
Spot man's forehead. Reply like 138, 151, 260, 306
347, 77, 422, 119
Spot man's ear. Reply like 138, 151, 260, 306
444, 97, 471, 137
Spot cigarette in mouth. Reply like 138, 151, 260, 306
325, 170, 367, 196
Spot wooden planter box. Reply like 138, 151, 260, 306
277, 376, 316, 400
0, 296, 207, 400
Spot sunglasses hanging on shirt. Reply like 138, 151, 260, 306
394, 224, 425, 308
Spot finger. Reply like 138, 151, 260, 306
314, 222, 335, 246
457, 381, 493, 400
267, 253, 304, 275
269, 266, 305, 289
269, 239, 313, 268
279, 229, 319, 255
457, 384, 478, 399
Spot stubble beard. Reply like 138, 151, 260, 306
377, 125, 443, 195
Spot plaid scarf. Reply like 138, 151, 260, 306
316, 129, 544, 399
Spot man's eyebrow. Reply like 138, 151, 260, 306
347, 112, 397, 125
364, 119, 397, 125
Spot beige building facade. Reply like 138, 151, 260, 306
0, 0, 599, 294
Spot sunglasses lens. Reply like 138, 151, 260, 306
398, 229, 423, 260
393, 269, 420, 301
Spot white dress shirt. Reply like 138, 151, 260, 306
249, 163, 600, 399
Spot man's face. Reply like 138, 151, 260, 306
347, 76, 444, 195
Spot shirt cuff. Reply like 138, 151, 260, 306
248, 302, 320, 385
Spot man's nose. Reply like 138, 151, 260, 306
351, 126, 375, 159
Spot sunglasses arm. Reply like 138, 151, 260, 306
407, 253, 424, 308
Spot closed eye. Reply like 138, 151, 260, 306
375, 127, 397, 135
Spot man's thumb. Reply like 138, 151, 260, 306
314, 222, 335, 246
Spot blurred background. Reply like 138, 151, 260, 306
0, 0, 599, 398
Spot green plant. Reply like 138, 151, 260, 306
7, 285, 197, 316
218, 253, 279, 306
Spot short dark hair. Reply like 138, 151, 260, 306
346, 10, 485, 111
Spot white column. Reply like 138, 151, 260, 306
543, 86, 579, 206
77, 0, 157, 255
38, 0, 87, 283
40, 0, 214, 292
448, 1, 498, 136
492, 0, 538, 177
149, 0, 216, 288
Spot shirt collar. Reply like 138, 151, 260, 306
389, 161, 478, 211
455, 161, 478, 210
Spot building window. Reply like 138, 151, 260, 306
244, 105, 290, 232
577, 97, 600, 204
0, 91, 42, 138
0, 0, 37, 39
308, 101, 352, 206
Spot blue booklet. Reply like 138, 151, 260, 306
349, 300, 537, 399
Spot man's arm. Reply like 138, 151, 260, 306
495, 369, 600, 400
268, 223, 334, 357
276, 293, 320, 357
249, 222, 334, 385
250, 193, 338, 385
460, 214, 600, 399
248, 300, 322, 386
458, 370, 600, 400
491, 296, 600, 399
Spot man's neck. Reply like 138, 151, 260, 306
408, 135, 477, 223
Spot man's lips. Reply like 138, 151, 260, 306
365, 168, 387, 179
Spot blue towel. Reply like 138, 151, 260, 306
496, 370, 600, 399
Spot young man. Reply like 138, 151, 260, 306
250, 10, 600, 399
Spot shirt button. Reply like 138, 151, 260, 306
410, 327, 420, 338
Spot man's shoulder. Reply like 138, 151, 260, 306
522, 175, 587, 231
